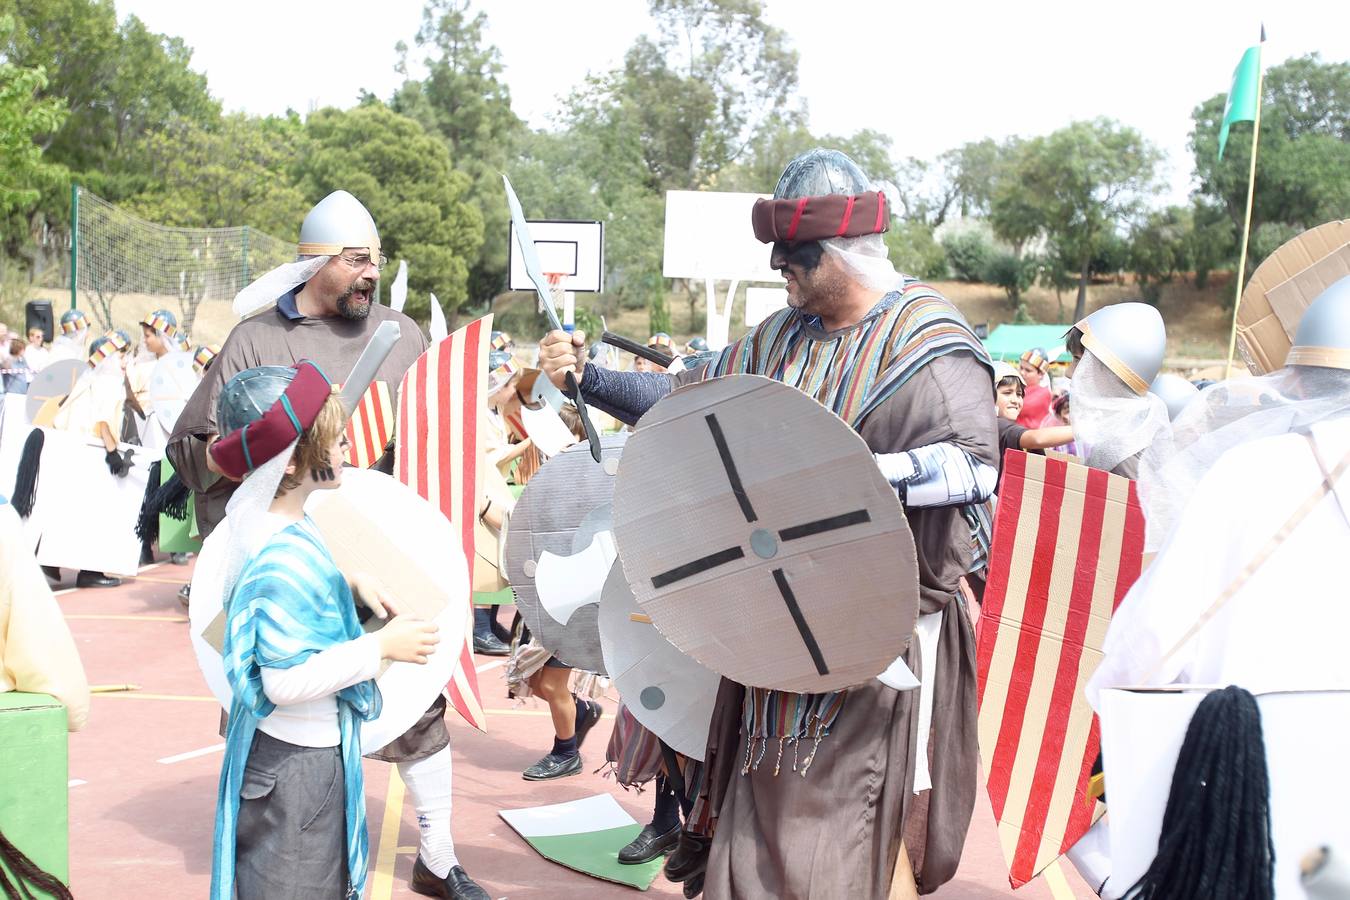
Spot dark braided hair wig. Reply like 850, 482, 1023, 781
1122, 685, 1275, 900
0, 827, 74, 900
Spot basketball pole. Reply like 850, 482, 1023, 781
1224, 35, 1265, 379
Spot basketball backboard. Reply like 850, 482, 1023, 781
509, 220, 604, 293
744, 287, 789, 328
662, 191, 781, 283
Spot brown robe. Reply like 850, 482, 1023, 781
682, 337, 997, 898
166, 297, 428, 538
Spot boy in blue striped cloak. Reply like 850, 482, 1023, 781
208, 362, 439, 899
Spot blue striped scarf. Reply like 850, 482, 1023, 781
211, 517, 381, 899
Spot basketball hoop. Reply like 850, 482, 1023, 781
545, 271, 575, 331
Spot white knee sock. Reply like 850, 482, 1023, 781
398, 747, 459, 878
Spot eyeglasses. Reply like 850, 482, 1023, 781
338, 252, 388, 270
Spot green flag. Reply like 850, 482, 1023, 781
1218, 45, 1261, 160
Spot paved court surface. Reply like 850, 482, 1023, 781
50, 561, 1092, 898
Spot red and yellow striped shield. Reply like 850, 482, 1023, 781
395, 315, 493, 732
975, 451, 1144, 887
342, 380, 394, 469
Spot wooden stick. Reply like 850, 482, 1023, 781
1224, 34, 1266, 379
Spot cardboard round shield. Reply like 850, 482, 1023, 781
611, 374, 919, 694
146, 351, 199, 434
25, 359, 85, 421
503, 433, 626, 673
599, 561, 720, 760
189, 467, 468, 754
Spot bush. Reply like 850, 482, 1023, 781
940, 224, 995, 282
980, 250, 1039, 320
886, 220, 948, 280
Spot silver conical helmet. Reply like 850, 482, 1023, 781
1149, 373, 1198, 421
1073, 301, 1166, 395
773, 148, 871, 200
297, 190, 380, 259
1286, 275, 1350, 371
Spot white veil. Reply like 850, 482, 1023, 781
1071, 351, 1172, 475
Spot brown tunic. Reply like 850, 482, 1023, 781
683, 323, 997, 897
166, 298, 428, 538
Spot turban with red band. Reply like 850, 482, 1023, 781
751, 191, 889, 245
209, 360, 336, 480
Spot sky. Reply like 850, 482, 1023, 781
118, 0, 1349, 207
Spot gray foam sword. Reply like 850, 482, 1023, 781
502, 174, 603, 463
339, 320, 401, 416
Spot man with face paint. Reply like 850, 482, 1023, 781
170, 193, 492, 900
540, 149, 998, 898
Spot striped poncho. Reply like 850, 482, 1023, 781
702, 279, 991, 766
211, 517, 381, 900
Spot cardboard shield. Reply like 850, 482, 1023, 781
145, 351, 198, 433
343, 380, 394, 469
503, 433, 626, 674
1237, 220, 1350, 374
598, 561, 720, 760
25, 359, 85, 422
188, 467, 468, 754
975, 450, 1143, 888
610, 374, 918, 694
1099, 688, 1350, 900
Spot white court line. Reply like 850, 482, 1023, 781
138, 561, 165, 573
68, 779, 86, 788
52, 588, 78, 596
475, 659, 506, 674
158, 742, 226, 765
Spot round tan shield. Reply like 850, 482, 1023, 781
611, 374, 919, 694
25, 359, 85, 421
503, 433, 627, 674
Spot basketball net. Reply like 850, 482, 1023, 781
545, 272, 574, 330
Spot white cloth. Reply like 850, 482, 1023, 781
258, 632, 381, 748
1087, 416, 1350, 708
23, 346, 48, 373
398, 746, 460, 877
1071, 352, 1171, 476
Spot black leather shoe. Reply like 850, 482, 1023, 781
409, 856, 490, 900
170, 552, 189, 565
665, 831, 712, 881
178, 583, 191, 608
521, 751, 582, 781
472, 633, 510, 656
574, 700, 602, 749
682, 872, 705, 898
619, 823, 680, 864
41, 566, 61, 583
76, 570, 121, 589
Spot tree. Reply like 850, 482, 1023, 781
295, 105, 485, 322
126, 113, 309, 237
1190, 54, 1350, 285
390, 0, 523, 305
1000, 119, 1162, 321
1127, 206, 1189, 303
981, 249, 1038, 320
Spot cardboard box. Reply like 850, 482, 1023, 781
0, 692, 69, 895
1099, 688, 1350, 899
1237, 220, 1350, 374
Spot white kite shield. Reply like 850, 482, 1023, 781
610, 374, 919, 695
189, 467, 469, 754
599, 561, 720, 760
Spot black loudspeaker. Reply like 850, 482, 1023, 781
24, 300, 54, 343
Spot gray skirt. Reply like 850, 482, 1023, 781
234, 730, 349, 899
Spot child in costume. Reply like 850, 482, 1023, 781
208, 362, 439, 900
993, 362, 1074, 468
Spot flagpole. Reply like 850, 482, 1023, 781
1224, 32, 1265, 378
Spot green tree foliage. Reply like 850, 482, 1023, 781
390, 0, 523, 305
295, 105, 485, 322
1127, 206, 1191, 303
941, 223, 997, 282
981, 249, 1039, 320
125, 113, 309, 236
993, 119, 1162, 320
0, 14, 66, 232
885, 220, 947, 280
1190, 54, 1350, 283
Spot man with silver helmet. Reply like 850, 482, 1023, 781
1063, 301, 1171, 479
169, 192, 490, 900
540, 148, 998, 898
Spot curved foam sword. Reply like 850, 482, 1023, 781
502, 174, 603, 462
339, 319, 401, 416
